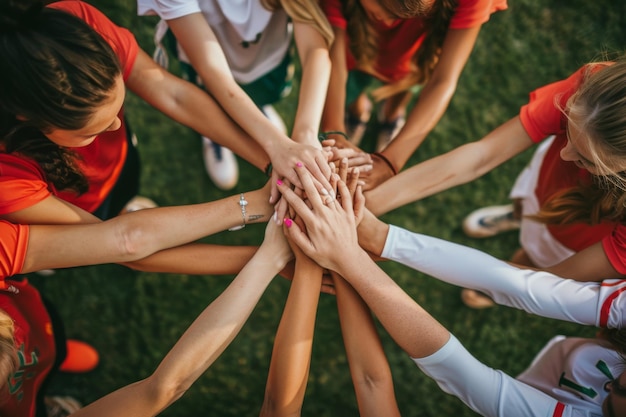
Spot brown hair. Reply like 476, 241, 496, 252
0, 310, 17, 391
0, 0, 122, 194
262, 0, 334, 46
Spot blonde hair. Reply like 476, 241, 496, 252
262, 0, 334, 47
341, 0, 457, 101
0, 310, 17, 389
533, 59, 626, 226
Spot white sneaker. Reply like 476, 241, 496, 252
462, 204, 521, 238
376, 116, 405, 152
121, 196, 158, 214
202, 137, 239, 190
261, 104, 287, 134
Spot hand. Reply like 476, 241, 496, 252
267, 140, 334, 201
356, 208, 389, 256
259, 220, 293, 268
335, 158, 365, 226
277, 165, 363, 272
358, 153, 397, 191
321, 139, 373, 172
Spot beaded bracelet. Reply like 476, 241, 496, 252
372, 152, 398, 176
228, 193, 248, 231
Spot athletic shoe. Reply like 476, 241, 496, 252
121, 196, 158, 214
44, 396, 82, 417
261, 104, 287, 134
462, 204, 521, 238
35, 269, 56, 276
59, 339, 99, 373
461, 289, 495, 309
376, 116, 405, 152
202, 137, 239, 190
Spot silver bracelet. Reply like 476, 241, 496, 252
228, 193, 248, 231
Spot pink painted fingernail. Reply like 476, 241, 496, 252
276, 179, 283, 186
296, 162, 303, 168
284, 218, 293, 228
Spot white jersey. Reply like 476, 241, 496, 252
414, 335, 619, 417
381, 225, 626, 329
137, 0, 290, 83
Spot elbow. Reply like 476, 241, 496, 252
116, 222, 154, 262
142, 375, 191, 412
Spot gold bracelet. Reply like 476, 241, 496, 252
228, 193, 248, 231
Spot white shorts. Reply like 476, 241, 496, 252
509, 136, 575, 268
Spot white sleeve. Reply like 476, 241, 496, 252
381, 225, 626, 328
137, 0, 201, 19
413, 335, 564, 417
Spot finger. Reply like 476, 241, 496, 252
347, 153, 373, 167
347, 167, 360, 197
277, 180, 318, 225
269, 170, 280, 204
283, 218, 316, 258
353, 184, 365, 225
336, 179, 354, 215
338, 157, 349, 183
294, 163, 327, 209
274, 196, 289, 225
313, 155, 334, 197
320, 138, 336, 147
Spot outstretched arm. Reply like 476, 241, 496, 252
146, 13, 332, 200
365, 116, 533, 216
19, 184, 273, 274
260, 233, 323, 417
331, 271, 401, 417
71, 221, 292, 417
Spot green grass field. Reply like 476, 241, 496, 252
32, 1, 626, 416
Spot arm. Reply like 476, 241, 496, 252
356, 209, 614, 328
320, 27, 350, 139
378, 27, 483, 173
71, 221, 292, 417
259, 246, 323, 417
290, 20, 331, 148
155, 14, 331, 195
545, 241, 624, 282
126, 48, 269, 172
331, 271, 401, 417
18, 185, 273, 273
365, 116, 534, 216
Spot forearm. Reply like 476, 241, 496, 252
261, 258, 323, 417
121, 244, 258, 275
335, 250, 450, 359
291, 25, 331, 147
73, 245, 283, 417
320, 29, 348, 133
380, 225, 603, 326
332, 272, 401, 417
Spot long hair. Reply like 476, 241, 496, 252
0, 0, 122, 194
340, 0, 458, 101
262, 0, 334, 47
533, 60, 626, 226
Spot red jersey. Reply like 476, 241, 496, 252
0, 279, 56, 417
321, 0, 507, 82
0, 1, 139, 214
519, 63, 626, 274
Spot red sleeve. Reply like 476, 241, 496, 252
602, 226, 626, 275
320, 0, 347, 30
449, 0, 508, 29
0, 221, 29, 280
0, 154, 51, 215
48, 1, 139, 80
518, 67, 586, 144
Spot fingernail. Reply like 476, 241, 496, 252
329, 190, 336, 200
320, 189, 329, 196
296, 162, 303, 167
273, 211, 277, 222
276, 179, 283, 186
284, 218, 293, 228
